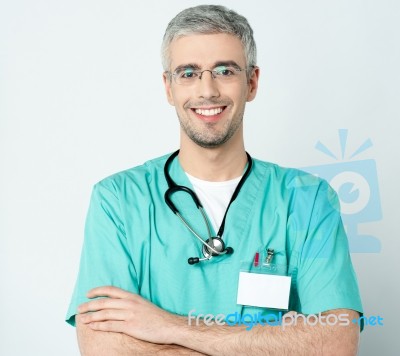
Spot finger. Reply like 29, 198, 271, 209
79, 309, 128, 324
78, 297, 133, 314
88, 320, 126, 333
86, 286, 136, 299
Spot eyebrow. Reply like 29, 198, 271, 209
173, 60, 242, 73
213, 61, 242, 69
173, 63, 201, 73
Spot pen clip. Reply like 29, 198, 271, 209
265, 248, 274, 265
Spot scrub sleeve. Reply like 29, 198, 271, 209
293, 180, 363, 315
66, 182, 138, 326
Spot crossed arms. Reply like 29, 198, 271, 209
76, 286, 360, 356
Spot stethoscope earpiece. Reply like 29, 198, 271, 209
164, 150, 252, 266
225, 247, 234, 254
188, 257, 200, 265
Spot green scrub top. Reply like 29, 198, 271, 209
66, 153, 363, 326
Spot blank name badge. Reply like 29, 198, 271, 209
237, 271, 291, 310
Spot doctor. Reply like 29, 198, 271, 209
68, 5, 363, 355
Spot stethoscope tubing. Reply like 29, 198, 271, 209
174, 209, 224, 255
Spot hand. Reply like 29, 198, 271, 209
77, 286, 183, 345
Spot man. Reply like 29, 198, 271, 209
67, 5, 363, 355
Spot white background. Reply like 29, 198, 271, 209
1, 0, 398, 355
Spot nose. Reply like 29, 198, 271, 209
196, 70, 220, 99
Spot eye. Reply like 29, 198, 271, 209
214, 66, 236, 76
179, 68, 198, 79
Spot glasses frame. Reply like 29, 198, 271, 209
166, 65, 250, 85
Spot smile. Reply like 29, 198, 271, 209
192, 106, 226, 117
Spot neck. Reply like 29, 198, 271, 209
178, 130, 247, 181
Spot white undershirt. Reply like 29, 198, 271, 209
185, 173, 242, 233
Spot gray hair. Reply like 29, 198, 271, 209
161, 5, 257, 76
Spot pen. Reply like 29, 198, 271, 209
253, 252, 259, 267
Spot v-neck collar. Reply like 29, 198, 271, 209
165, 154, 270, 246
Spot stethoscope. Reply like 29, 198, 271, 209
164, 150, 253, 265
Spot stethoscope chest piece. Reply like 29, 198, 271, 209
202, 237, 225, 259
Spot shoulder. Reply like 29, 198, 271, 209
93, 153, 170, 194
253, 158, 325, 188
252, 158, 338, 207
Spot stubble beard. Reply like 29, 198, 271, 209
177, 106, 245, 149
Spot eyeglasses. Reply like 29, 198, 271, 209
167, 65, 246, 86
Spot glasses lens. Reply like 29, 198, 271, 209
213, 66, 242, 81
214, 66, 232, 76
174, 68, 198, 85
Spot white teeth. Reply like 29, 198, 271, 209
194, 107, 223, 116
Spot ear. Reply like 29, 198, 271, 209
163, 72, 175, 106
246, 66, 260, 102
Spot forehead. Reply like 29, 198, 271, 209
168, 33, 246, 70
